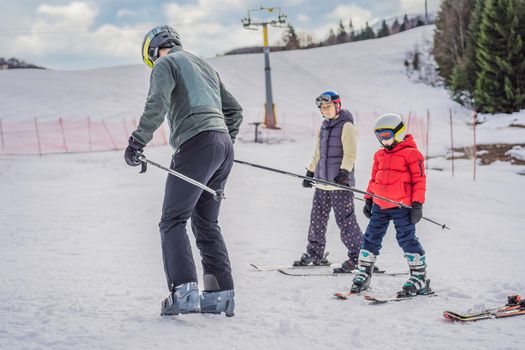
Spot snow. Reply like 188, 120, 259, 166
1, 26, 524, 349
506, 146, 525, 161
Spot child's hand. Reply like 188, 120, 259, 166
410, 202, 423, 224
363, 198, 373, 218
334, 169, 350, 185
302, 170, 314, 188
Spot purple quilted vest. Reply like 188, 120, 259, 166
314, 109, 356, 186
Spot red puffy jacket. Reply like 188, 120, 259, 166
365, 134, 426, 209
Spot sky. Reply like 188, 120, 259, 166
0, 0, 441, 70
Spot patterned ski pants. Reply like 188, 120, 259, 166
306, 189, 363, 260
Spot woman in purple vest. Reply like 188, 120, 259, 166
293, 91, 363, 273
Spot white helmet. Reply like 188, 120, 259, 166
373, 113, 407, 144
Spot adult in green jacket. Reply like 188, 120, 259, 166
125, 26, 243, 317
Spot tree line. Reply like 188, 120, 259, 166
0, 57, 45, 70
224, 14, 428, 55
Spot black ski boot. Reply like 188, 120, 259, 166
350, 250, 377, 293
333, 255, 358, 273
506, 295, 525, 308
293, 252, 330, 266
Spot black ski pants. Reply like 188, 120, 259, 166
159, 131, 234, 291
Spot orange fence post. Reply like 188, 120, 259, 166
34, 117, 42, 156
449, 109, 455, 177
0, 118, 4, 150
87, 117, 93, 152
59, 117, 68, 153
472, 111, 477, 181
425, 109, 430, 171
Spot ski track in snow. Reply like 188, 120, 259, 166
1, 26, 525, 349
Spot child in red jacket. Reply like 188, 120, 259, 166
350, 113, 430, 297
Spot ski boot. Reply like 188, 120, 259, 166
397, 253, 431, 298
350, 250, 377, 293
333, 255, 358, 273
160, 282, 200, 316
293, 252, 330, 266
506, 295, 525, 308
200, 274, 235, 317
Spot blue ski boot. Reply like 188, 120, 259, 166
160, 282, 200, 316
200, 274, 235, 317
397, 253, 430, 297
350, 250, 377, 293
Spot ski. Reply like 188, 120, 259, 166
443, 295, 525, 322
278, 269, 407, 277
333, 291, 364, 300
363, 279, 436, 303
364, 291, 436, 304
250, 263, 332, 272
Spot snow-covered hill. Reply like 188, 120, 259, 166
1, 25, 524, 350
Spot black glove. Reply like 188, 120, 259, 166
363, 198, 373, 219
302, 170, 314, 188
410, 202, 423, 224
124, 136, 145, 166
333, 169, 350, 185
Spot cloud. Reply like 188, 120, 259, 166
328, 4, 376, 29
7, 1, 150, 65
37, 2, 99, 27
116, 8, 139, 18
297, 14, 310, 23
400, 0, 425, 13
163, 0, 281, 56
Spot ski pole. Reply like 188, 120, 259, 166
234, 159, 409, 208
136, 154, 225, 201
233, 159, 450, 230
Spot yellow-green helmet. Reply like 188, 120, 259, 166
141, 25, 181, 68
373, 113, 407, 143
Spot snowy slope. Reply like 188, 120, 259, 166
1, 26, 524, 349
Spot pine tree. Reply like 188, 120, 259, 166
451, 0, 485, 104
337, 20, 347, 43
400, 14, 409, 31
433, 0, 474, 84
362, 22, 376, 40
391, 18, 401, 34
326, 28, 337, 45
283, 24, 300, 50
475, 0, 525, 113
348, 19, 355, 41
377, 20, 390, 38
463, 0, 486, 101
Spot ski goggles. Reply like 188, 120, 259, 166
374, 128, 395, 141
315, 94, 340, 107
315, 94, 332, 107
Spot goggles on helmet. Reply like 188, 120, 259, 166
315, 94, 334, 107
374, 128, 395, 141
